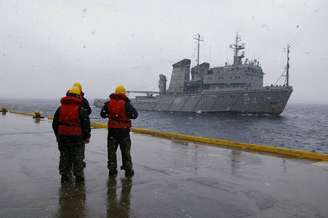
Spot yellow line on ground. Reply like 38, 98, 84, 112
131, 128, 328, 161
10, 111, 36, 116
91, 121, 107, 129
9, 111, 328, 161
91, 121, 328, 161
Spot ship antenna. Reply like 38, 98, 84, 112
193, 33, 204, 68
229, 33, 245, 65
286, 44, 290, 86
234, 34, 239, 59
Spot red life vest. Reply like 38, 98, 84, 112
58, 96, 83, 136
107, 94, 131, 128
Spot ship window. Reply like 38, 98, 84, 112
207, 70, 213, 75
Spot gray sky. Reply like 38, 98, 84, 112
0, 0, 327, 104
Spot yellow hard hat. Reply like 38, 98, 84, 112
115, 85, 126, 95
68, 86, 81, 96
73, 82, 82, 91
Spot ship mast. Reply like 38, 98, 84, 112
193, 33, 203, 68
230, 33, 245, 65
286, 44, 290, 86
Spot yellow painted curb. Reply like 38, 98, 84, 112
10, 111, 36, 116
131, 128, 328, 161
91, 121, 107, 129
10, 111, 45, 118
48, 117, 107, 130
9, 111, 328, 161
90, 120, 328, 161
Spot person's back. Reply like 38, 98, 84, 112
52, 87, 91, 183
100, 85, 138, 177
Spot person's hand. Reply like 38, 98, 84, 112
84, 138, 90, 144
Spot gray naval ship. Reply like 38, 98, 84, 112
95, 34, 293, 115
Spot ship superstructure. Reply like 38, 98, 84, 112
174, 34, 265, 94
95, 34, 293, 115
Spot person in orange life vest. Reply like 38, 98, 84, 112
52, 86, 91, 183
66, 82, 92, 115
100, 85, 138, 177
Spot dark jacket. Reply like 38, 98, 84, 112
66, 91, 92, 115
52, 96, 91, 145
100, 93, 138, 138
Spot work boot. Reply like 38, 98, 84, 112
125, 169, 134, 177
108, 169, 118, 177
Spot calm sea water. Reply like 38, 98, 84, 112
1, 98, 327, 153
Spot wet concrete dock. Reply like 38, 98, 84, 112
1, 113, 328, 217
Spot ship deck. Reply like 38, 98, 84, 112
1, 113, 328, 217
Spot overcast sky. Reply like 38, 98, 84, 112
0, 0, 327, 104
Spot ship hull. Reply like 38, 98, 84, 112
130, 87, 293, 115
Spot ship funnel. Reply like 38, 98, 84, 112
167, 59, 191, 94
159, 74, 167, 95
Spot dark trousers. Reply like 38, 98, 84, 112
58, 142, 85, 178
107, 135, 132, 172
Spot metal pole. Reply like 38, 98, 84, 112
286, 45, 290, 86
197, 34, 200, 67
193, 34, 203, 68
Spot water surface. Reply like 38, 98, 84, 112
1, 98, 327, 152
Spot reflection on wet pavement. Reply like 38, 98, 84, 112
107, 177, 132, 218
230, 150, 242, 176
57, 183, 86, 218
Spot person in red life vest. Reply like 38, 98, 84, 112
52, 86, 91, 183
66, 82, 92, 115
100, 85, 138, 177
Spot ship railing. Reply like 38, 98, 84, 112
127, 90, 160, 97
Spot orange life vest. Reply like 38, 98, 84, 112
58, 96, 83, 136
107, 94, 131, 129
